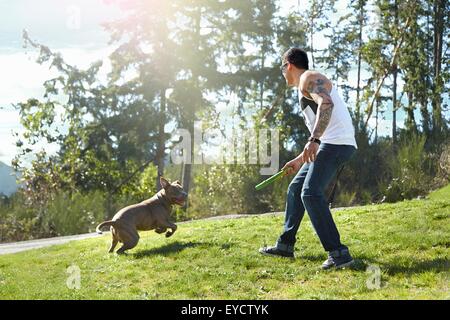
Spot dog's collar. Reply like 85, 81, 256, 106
156, 191, 172, 210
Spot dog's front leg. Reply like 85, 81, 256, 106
155, 227, 167, 234
165, 222, 177, 238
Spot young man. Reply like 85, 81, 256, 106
259, 48, 358, 269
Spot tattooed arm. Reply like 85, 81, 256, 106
305, 74, 334, 139
297, 72, 334, 163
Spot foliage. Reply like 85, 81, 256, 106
381, 134, 430, 202
2, 0, 449, 241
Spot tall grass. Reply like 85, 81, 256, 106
381, 134, 430, 202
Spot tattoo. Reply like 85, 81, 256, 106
306, 78, 334, 138
312, 107, 333, 138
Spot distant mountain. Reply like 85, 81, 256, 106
0, 161, 21, 196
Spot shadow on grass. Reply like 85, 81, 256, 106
381, 258, 449, 276
132, 241, 203, 259
301, 253, 373, 272
132, 242, 448, 275
300, 254, 449, 274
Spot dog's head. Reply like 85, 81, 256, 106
160, 177, 188, 206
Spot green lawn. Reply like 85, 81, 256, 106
0, 185, 449, 299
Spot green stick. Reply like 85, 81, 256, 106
255, 169, 287, 190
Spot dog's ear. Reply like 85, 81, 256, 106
160, 176, 170, 189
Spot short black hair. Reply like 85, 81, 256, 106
282, 48, 309, 70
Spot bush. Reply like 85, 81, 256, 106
187, 164, 275, 219
335, 191, 357, 207
381, 134, 430, 202
43, 190, 107, 235
432, 142, 450, 188
1, 133, 446, 242
117, 163, 158, 205
0, 193, 46, 242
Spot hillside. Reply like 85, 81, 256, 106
0, 185, 448, 299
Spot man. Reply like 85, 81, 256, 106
259, 48, 357, 269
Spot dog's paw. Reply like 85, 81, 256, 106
155, 228, 166, 234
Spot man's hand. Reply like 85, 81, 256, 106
301, 141, 319, 163
282, 154, 304, 175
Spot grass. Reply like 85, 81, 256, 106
0, 185, 449, 299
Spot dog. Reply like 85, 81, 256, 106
96, 177, 188, 254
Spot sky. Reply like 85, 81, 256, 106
0, 0, 122, 164
0, 0, 429, 166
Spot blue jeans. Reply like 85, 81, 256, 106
276, 143, 356, 253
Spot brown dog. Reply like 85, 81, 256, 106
96, 177, 188, 254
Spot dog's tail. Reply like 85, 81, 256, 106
96, 220, 115, 234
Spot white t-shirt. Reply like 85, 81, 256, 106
299, 86, 358, 149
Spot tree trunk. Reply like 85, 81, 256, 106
156, 88, 167, 191
392, 65, 398, 144
432, 0, 444, 135
392, 0, 398, 145
375, 94, 379, 144
406, 90, 417, 133
181, 161, 191, 210
420, 98, 432, 136
355, 1, 364, 129
260, 48, 265, 110
181, 115, 194, 211
423, 2, 432, 138
180, 6, 202, 209
310, 15, 315, 69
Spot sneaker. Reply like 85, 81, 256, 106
322, 248, 354, 270
259, 246, 294, 258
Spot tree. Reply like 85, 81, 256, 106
16, 31, 160, 196
352, 0, 369, 128
317, 12, 356, 102
299, 0, 336, 69
104, 0, 179, 191
430, 0, 448, 139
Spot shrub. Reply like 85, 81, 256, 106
187, 164, 273, 219
381, 134, 430, 202
335, 191, 357, 207
43, 190, 107, 235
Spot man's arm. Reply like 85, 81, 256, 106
305, 75, 334, 138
